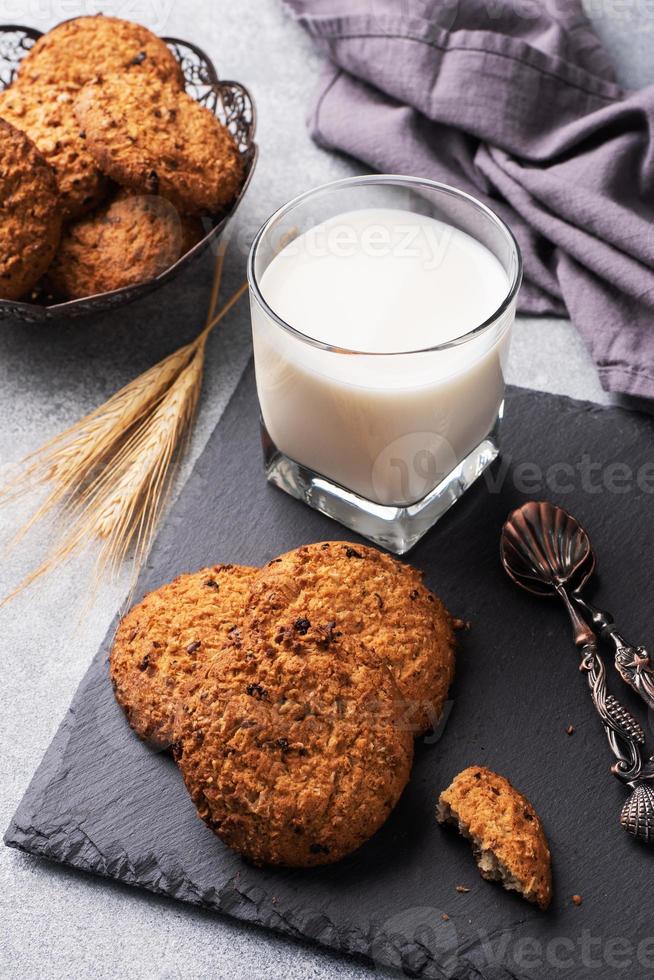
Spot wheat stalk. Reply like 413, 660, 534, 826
2, 344, 207, 603
1, 243, 247, 605
1, 245, 229, 510
2, 342, 197, 544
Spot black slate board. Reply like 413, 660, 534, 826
7, 364, 654, 980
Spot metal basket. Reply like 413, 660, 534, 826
0, 25, 257, 322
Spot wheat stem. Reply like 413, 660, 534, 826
199, 280, 248, 341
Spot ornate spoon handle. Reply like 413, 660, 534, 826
578, 637, 647, 784
557, 586, 654, 841
558, 588, 646, 780
573, 595, 654, 714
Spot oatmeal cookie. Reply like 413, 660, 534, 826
0, 118, 62, 300
16, 15, 184, 90
437, 766, 552, 910
110, 564, 256, 749
0, 81, 109, 219
245, 541, 457, 735
75, 72, 244, 215
48, 189, 204, 299
174, 623, 413, 866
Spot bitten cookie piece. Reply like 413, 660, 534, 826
110, 564, 256, 749
0, 82, 109, 219
48, 189, 204, 299
436, 766, 552, 910
0, 119, 62, 300
245, 541, 457, 735
75, 72, 244, 215
174, 623, 414, 866
16, 15, 184, 90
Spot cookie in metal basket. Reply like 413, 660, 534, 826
16, 15, 185, 90
437, 766, 553, 910
48, 189, 204, 299
110, 564, 256, 749
0, 118, 62, 300
174, 622, 414, 866
75, 71, 244, 215
0, 81, 109, 220
245, 541, 457, 735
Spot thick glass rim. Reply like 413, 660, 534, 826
247, 174, 522, 357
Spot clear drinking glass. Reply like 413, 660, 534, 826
247, 175, 522, 554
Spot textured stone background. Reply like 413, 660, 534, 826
0, 1, 652, 978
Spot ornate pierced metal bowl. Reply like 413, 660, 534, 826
0, 25, 257, 322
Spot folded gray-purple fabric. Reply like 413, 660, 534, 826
284, 0, 654, 398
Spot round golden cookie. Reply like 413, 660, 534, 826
0, 118, 62, 301
74, 72, 244, 215
437, 766, 552, 910
174, 623, 414, 866
16, 15, 184, 90
0, 81, 109, 220
110, 564, 256, 749
47, 189, 205, 299
245, 542, 456, 735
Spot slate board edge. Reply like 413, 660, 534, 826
5, 766, 519, 980
5, 367, 634, 980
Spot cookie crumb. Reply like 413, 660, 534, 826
572, 894, 583, 906
438, 766, 552, 910
566, 724, 575, 735
455, 884, 470, 893
441, 913, 450, 921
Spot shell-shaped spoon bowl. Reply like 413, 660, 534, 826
621, 783, 654, 843
501, 501, 595, 597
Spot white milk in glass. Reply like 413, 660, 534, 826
251, 208, 513, 507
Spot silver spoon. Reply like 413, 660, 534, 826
499, 499, 654, 712
501, 501, 654, 843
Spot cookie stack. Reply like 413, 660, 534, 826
0, 15, 244, 301
111, 542, 458, 867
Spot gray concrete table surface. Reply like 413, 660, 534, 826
0, 1, 652, 978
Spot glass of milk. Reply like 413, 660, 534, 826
247, 175, 521, 553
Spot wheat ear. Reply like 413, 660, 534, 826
1, 242, 247, 604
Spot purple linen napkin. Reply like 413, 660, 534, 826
284, 0, 654, 398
